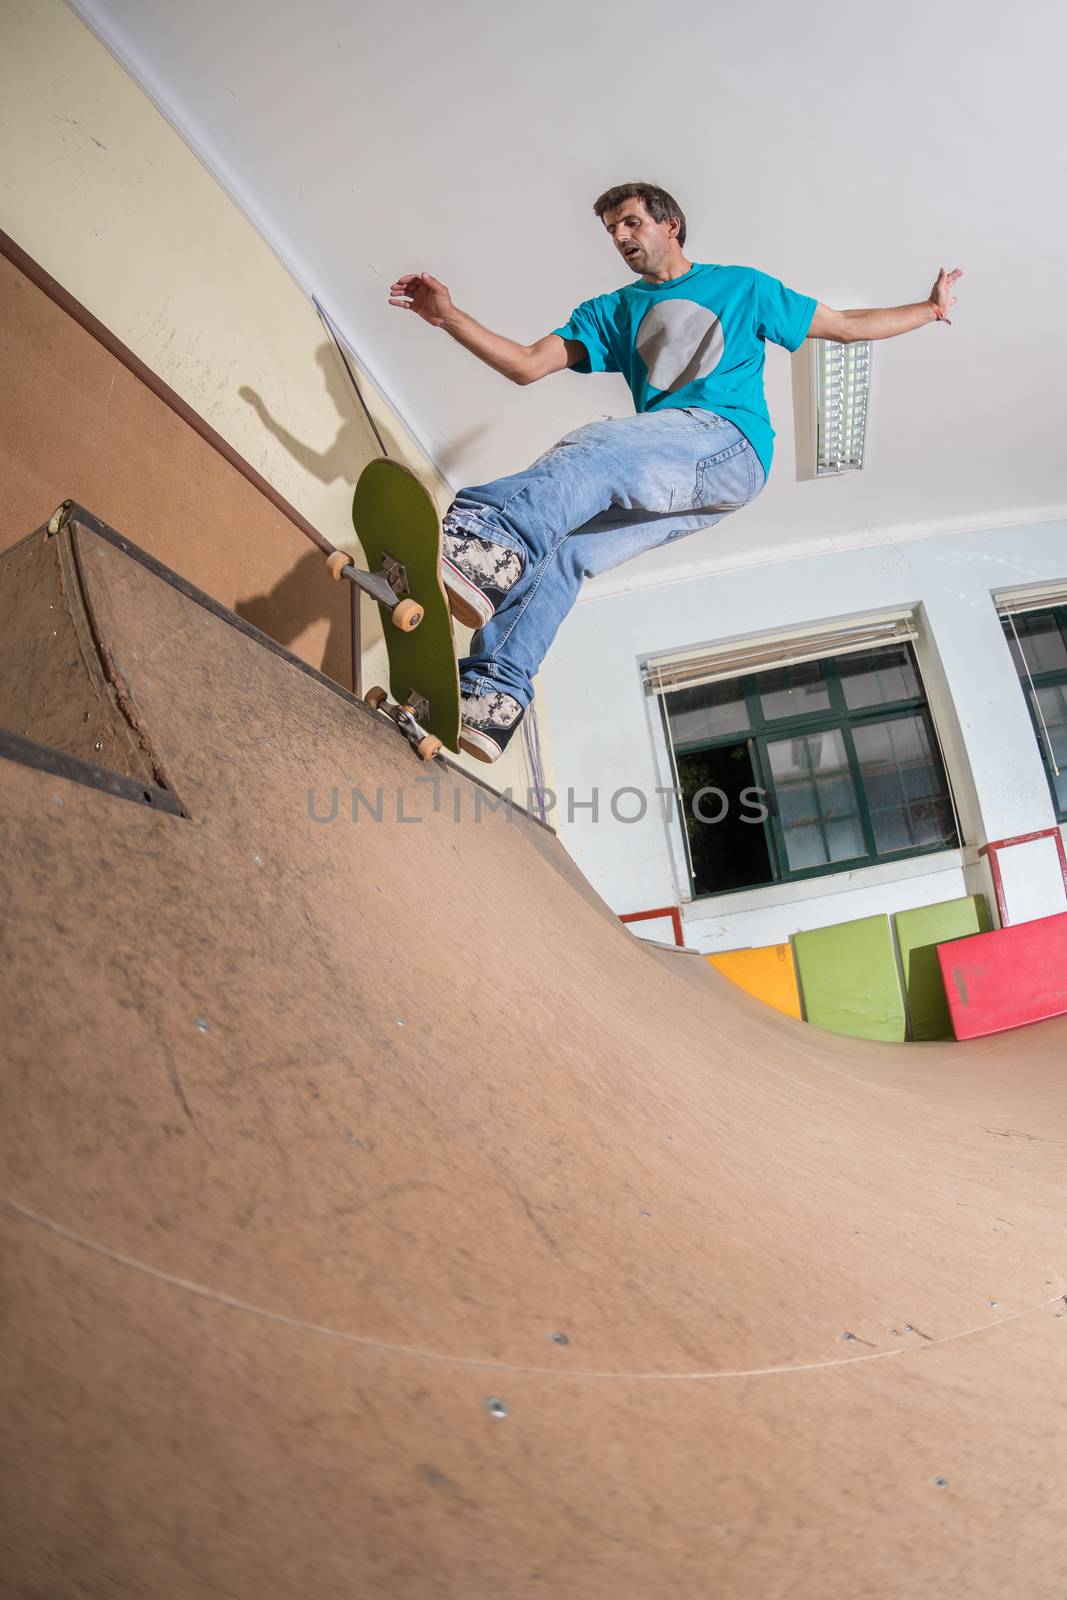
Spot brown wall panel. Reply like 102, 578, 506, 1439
0, 249, 352, 688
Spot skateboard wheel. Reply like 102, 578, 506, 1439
392, 599, 424, 632
364, 685, 388, 711
416, 735, 442, 761
326, 550, 349, 582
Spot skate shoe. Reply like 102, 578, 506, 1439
441, 524, 523, 630
458, 682, 526, 764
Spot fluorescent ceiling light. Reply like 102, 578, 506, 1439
815, 338, 871, 475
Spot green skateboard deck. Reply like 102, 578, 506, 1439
341, 458, 460, 757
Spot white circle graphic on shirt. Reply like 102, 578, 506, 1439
635, 299, 724, 393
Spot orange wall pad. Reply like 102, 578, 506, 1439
938, 910, 1067, 1039
707, 944, 802, 1019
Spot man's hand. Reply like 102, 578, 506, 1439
386, 271, 578, 384
809, 267, 965, 343
389, 272, 455, 328
929, 266, 963, 322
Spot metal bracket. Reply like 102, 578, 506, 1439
48, 500, 72, 537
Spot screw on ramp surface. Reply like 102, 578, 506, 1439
1, 510, 1066, 1598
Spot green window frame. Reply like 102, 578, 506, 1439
661, 643, 960, 899
1001, 605, 1067, 821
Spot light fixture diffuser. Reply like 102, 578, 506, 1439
815, 338, 871, 474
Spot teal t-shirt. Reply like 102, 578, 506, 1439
552, 263, 816, 477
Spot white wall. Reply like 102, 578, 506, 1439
541, 517, 1067, 950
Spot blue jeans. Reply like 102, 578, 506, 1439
450, 408, 766, 706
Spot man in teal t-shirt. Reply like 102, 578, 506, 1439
390, 182, 961, 763
550, 262, 816, 484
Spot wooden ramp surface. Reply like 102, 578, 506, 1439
2, 511, 1066, 1598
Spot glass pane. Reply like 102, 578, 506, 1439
853, 715, 957, 855
826, 817, 866, 859
766, 728, 865, 871
838, 646, 919, 709
754, 661, 831, 721
1030, 683, 1067, 814
674, 743, 774, 894
665, 679, 749, 744
1003, 611, 1067, 675
869, 805, 911, 854
907, 796, 957, 848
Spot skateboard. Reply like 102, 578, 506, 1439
327, 458, 460, 761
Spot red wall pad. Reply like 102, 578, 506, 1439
938, 911, 1067, 1039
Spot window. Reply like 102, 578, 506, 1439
1001, 606, 1067, 819
662, 643, 959, 898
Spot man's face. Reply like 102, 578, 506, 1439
601, 196, 677, 276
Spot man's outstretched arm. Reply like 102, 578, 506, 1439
389, 271, 585, 384
808, 267, 963, 343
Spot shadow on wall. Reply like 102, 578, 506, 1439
236, 547, 355, 689
238, 343, 381, 487
235, 341, 392, 684
233, 338, 489, 681
242, 336, 492, 500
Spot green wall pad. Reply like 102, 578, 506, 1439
793, 915, 906, 1042
893, 895, 991, 1041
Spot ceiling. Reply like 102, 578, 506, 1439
70, 0, 1067, 586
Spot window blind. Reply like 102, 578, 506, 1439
643, 613, 917, 696
994, 583, 1067, 618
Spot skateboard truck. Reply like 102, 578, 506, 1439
363, 685, 442, 762
326, 547, 424, 633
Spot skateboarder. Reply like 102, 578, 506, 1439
390, 182, 961, 763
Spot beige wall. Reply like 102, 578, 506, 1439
0, 0, 438, 512
0, 0, 552, 799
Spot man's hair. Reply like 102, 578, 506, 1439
592, 183, 687, 248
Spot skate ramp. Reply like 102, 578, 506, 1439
2, 507, 1066, 1598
